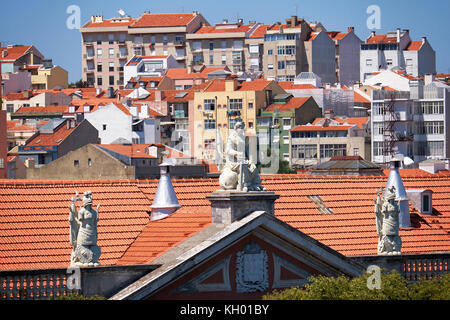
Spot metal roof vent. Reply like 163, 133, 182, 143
150, 160, 181, 221
384, 154, 410, 228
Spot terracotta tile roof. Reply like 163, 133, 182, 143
98, 144, 157, 159
354, 91, 371, 104
161, 90, 194, 103
26, 121, 74, 146
194, 25, 251, 34
15, 106, 67, 115
0, 46, 31, 62
382, 86, 398, 91
307, 32, 320, 41
6, 121, 37, 132
130, 13, 197, 28
265, 97, 311, 112
291, 125, 353, 132
278, 82, 317, 90
3, 91, 38, 101
249, 24, 271, 38
311, 117, 369, 129
203, 79, 272, 92
1, 171, 450, 270
406, 41, 423, 51
366, 34, 398, 44
86, 18, 136, 28
165, 67, 228, 80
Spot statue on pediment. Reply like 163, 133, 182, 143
219, 121, 266, 192
375, 186, 402, 255
69, 191, 101, 266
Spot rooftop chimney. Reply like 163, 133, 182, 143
384, 154, 411, 228
107, 87, 115, 98
422, 36, 427, 43
324, 108, 335, 119
225, 78, 237, 92
2, 49, 7, 58
424, 73, 435, 85
348, 27, 354, 33
150, 161, 181, 221
396, 28, 401, 43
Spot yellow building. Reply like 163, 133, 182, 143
193, 78, 286, 161
27, 61, 68, 90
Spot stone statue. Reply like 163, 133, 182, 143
374, 186, 402, 255
69, 191, 101, 266
219, 121, 266, 192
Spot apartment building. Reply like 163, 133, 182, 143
371, 76, 450, 165
327, 27, 362, 86
290, 111, 370, 168
186, 19, 260, 74
80, 12, 208, 89
262, 16, 312, 82
124, 55, 180, 83
24, 59, 68, 90
192, 78, 286, 161
360, 29, 436, 81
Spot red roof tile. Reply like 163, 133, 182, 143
131, 13, 197, 28
15, 106, 67, 114
249, 24, 271, 38
26, 121, 74, 146
1, 171, 450, 270
278, 82, 317, 90
0, 46, 31, 62
354, 91, 371, 104
406, 41, 423, 51
265, 97, 311, 112
291, 125, 353, 132
194, 25, 251, 34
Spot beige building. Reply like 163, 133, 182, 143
193, 78, 286, 160
29, 62, 68, 90
290, 111, 370, 168
186, 20, 260, 74
262, 16, 312, 82
80, 12, 208, 89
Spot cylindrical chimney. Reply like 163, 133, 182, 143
150, 161, 181, 221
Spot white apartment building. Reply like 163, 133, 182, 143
360, 29, 435, 82
371, 75, 449, 165
123, 55, 181, 83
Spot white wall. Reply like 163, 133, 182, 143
84, 104, 132, 144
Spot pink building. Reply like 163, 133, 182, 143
0, 110, 7, 178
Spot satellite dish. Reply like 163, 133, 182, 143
403, 156, 414, 166
118, 8, 127, 17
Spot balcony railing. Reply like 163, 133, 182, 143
174, 40, 185, 46
0, 269, 80, 300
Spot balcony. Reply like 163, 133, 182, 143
84, 67, 95, 74
175, 55, 186, 60
174, 40, 185, 46
84, 42, 94, 47
118, 41, 127, 46
117, 54, 128, 59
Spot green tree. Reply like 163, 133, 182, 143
263, 271, 450, 300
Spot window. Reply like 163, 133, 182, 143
209, 42, 214, 51
96, 36, 102, 45
109, 48, 114, 58
248, 102, 253, 109
283, 118, 291, 129
204, 139, 216, 151
221, 40, 226, 49
108, 34, 114, 44
386, 58, 393, 66
248, 121, 254, 129
268, 64, 274, 70
320, 144, 347, 158
102, 124, 107, 131
277, 45, 295, 55
97, 62, 102, 72
74, 160, 79, 167
273, 118, 280, 126
372, 122, 385, 135
233, 40, 243, 49
422, 194, 430, 213
268, 49, 273, 55
209, 55, 214, 65
278, 61, 285, 70
134, 47, 143, 56
97, 48, 102, 58
97, 77, 103, 86
373, 141, 385, 157
292, 144, 317, 159
163, 35, 168, 45
353, 148, 359, 156
427, 141, 444, 156
229, 99, 243, 110
286, 60, 296, 70
151, 36, 156, 45
221, 54, 226, 65
204, 119, 216, 130
420, 101, 444, 115
204, 99, 215, 111
230, 118, 243, 129
88, 158, 92, 167
109, 62, 114, 72
193, 41, 201, 51
109, 76, 114, 86
283, 136, 290, 145
366, 59, 372, 66
406, 59, 413, 66
6, 104, 14, 113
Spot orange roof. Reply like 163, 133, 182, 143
354, 91, 371, 104
366, 34, 398, 44
6, 121, 37, 132
86, 18, 136, 28
165, 67, 228, 80
249, 24, 271, 38
327, 31, 348, 41
311, 117, 369, 129
406, 41, 423, 51
98, 144, 156, 159
15, 106, 67, 114
26, 121, 75, 146
307, 32, 320, 41
291, 125, 353, 132
203, 79, 272, 92
194, 25, 251, 34
131, 13, 197, 28
3, 91, 38, 101
265, 97, 311, 112
0, 46, 31, 62
2, 172, 450, 270
278, 82, 317, 90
